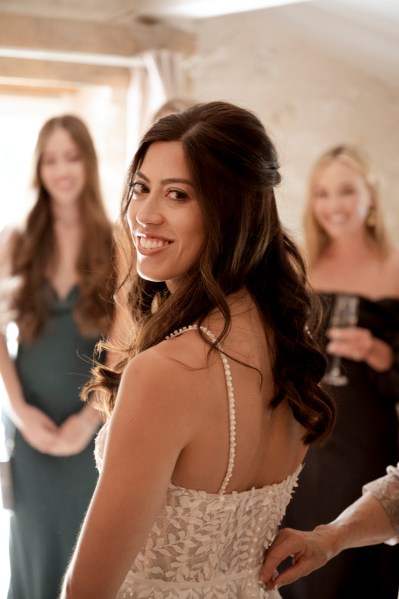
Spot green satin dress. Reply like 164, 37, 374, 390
7, 285, 100, 599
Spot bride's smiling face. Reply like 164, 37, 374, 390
127, 141, 205, 292
311, 160, 372, 240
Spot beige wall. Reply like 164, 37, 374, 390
0, 12, 195, 227
68, 86, 128, 221
190, 10, 399, 243
0, 85, 128, 229
2, 8, 398, 240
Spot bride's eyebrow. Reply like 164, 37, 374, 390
135, 170, 194, 188
134, 170, 149, 181
161, 178, 194, 187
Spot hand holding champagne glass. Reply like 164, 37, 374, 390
322, 294, 359, 386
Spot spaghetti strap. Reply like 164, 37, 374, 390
165, 325, 236, 494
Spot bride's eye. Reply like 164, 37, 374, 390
129, 181, 148, 200
167, 189, 189, 202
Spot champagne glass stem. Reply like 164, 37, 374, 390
329, 355, 343, 376
323, 354, 349, 386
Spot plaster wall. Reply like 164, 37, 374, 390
190, 10, 399, 243
0, 85, 127, 229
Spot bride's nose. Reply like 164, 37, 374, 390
135, 195, 164, 227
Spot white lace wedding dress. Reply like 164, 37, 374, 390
95, 326, 301, 598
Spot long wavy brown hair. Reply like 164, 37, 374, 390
7, 115, 116, 343
86, 101, 335, 444
303, 144, 391, 265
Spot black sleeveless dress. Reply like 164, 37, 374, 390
6, 285, 100, 599
281, 294, 399, 599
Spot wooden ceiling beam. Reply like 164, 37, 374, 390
0, 12, 194, 86
0, 13, 194, 56
0, 56, 131, 87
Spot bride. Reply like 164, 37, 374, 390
60, 101, 335, 599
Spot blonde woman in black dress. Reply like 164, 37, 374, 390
282, 145, 399, 599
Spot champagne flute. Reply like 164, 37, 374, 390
322, 294, 359, 386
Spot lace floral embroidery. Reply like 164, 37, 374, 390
94, 325, 300, 598
363, 463, 399, 541
95, 424, 300, 598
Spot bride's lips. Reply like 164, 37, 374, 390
135, 234, 172, 254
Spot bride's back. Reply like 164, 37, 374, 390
167, 294, 308, 495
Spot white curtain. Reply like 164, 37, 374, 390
126, 49, 187, 162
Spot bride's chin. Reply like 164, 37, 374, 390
137, 268, 166, 284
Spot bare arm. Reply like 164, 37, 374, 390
324, 255, 399, 373
0, 227, 59, 452
49, 404, 101, 457
0, 333, 25, 425
60, 348, 193, 598
259, 491, 395, 591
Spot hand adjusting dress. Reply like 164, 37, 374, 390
95, 325, 301, 599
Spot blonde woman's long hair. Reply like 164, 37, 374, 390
303, 145, 391, 266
